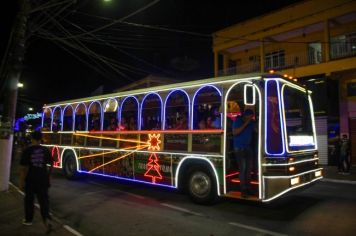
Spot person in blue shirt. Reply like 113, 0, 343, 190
232, 109, 256, 198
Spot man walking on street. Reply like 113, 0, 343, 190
19, 131, 53, 231
339, 134, 351, 175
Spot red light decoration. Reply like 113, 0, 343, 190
147, 133, 161, 151
144, 133, 163, 183
230, 179, 259, 185
51, 146, 60, 167
144, 153, 162, 183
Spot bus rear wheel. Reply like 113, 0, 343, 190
187, 167, 217, 204
63, 153, 78, 180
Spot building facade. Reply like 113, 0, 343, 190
212, 0, 356, 165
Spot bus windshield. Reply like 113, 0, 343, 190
282, 85, 315, 151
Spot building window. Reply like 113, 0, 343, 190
331, 32, 356, 58
308, 42, 322, 64
265, 49, 285, 69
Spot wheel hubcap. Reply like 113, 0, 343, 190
190, 172, 211, 198
66, 158, 75, 174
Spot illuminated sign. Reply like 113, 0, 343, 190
289, 135, 314, 146
24, 112, 42, 121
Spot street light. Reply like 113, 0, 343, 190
28, 107, 33, 111
17, 82, 24, 88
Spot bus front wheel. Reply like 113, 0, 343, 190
63, 153, 78, 180
187, 167, 217, 204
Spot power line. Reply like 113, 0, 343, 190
74, 7, 356, 45
52, 0, 161, 40
60, 18, 174, 76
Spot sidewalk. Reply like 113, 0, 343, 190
321, 165, 356, 184
0, 184, 74, 236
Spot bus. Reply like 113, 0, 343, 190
41, 73, 322, 204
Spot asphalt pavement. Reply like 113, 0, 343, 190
1, 163, 355, 236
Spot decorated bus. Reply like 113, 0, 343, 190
41, 73, 322, 204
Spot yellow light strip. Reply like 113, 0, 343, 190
78, 144, 148, 159
73, 133, 147, 144
78, 150, 121, 159
88, 145, 147, 173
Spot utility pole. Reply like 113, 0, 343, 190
0, 0, 29, 191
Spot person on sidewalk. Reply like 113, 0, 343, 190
19, 131, 53, 230
339, 134, 351, 175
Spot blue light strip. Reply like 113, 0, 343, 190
191, 85, 222, 129
79, 170, 176, 189
264, 79, 285, 156
139, 92, 163, 130
163, 89, 191, 129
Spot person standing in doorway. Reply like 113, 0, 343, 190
19, 131, 53, 231
339, 134, 351, 175
232, 109, 256, 198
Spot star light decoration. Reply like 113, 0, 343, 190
147, 133, 161, 151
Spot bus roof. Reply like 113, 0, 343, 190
44, 73, 264, 107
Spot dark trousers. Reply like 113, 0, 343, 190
24, 184, 50, 222
340, 154, 350, 172
234, 148, 253, 192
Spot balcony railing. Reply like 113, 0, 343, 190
330, 43, 356, 59
217, 63, 260, 76
267, 51, 325, 71
218, 47, 356, 77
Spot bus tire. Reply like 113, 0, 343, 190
187, 167, 218, 205
63, 152, 78, 180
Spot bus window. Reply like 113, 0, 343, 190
164, 89, 189, 130
42, 108, 52, 131
88, 101, 102, 131
192, 85, 222, 153
52, 107, 62, 132
103, 99, 118, 131
120, 96, 138, 131
265, 80, 284, 155
164, 90, 189, 151
283, 85, 315, 151
192, 85, 222, 130
63, 105, 74, 131
141, 93, 162, 130
75, 103, 87, 131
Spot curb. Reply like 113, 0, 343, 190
320, 178, 356, 185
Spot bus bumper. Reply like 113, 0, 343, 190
262, 168, 323, 202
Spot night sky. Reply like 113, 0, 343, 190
1, 0, 301, 115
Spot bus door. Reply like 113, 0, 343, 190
225, 82, 260, 199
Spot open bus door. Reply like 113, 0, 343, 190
225, 82, 260, 200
